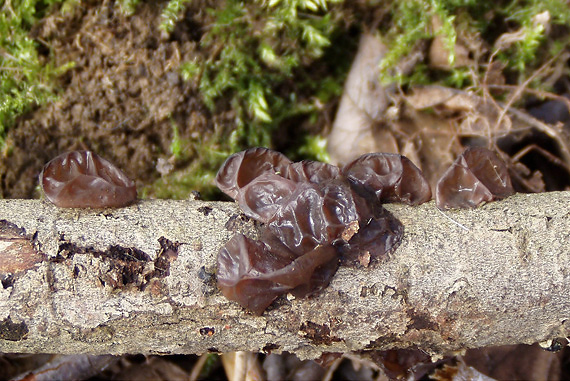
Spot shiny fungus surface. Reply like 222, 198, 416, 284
215, 148, 434, 315
343, 153, 432, 205
236, 172, 297, 223
40, 151, 137, 208
217, 234, 339, 315
266, 179, 379, 255
215, 147, 292, 199
435, 147, 514, 209
284, 160, 340, 184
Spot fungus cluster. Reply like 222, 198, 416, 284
215, 148, 432, 315
40, 151, 137, 208
38, 147, 513, 315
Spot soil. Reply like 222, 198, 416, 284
0, 0, 228, 199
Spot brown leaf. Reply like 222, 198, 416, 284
327, 32, 396, 165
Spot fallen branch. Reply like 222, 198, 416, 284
0, 193, 569, 360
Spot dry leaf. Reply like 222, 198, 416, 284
327, 32, 397, 165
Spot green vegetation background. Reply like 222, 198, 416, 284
2, 0, 569, 198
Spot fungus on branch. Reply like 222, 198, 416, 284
40, 151, 137, 208
435, 147, 514, 209
215, 149, 432, 315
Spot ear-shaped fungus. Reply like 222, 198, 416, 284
435, 147, 514, 209
217, 234, 339, 315
215, 147, 292, 199
214, 148, 436, 314
340, 211, 404, 267
40, 151, 137, 208
217, 234, 293, 315
236, 172, 297, 223
267, 180, 374, 256
342, 153, 432, 205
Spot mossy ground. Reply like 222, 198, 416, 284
1, 0, 569, 202
0, 0, 356, 200
2, 1, 570, 378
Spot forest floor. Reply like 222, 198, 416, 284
2, 0, 570, 379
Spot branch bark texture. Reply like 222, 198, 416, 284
0, 193, 569, 359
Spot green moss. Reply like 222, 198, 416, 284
181, 1, 345, 144
159, 0, 191, 33
297, 135, 330, 163
116, 0, 141, 15
169, 119, 184, 160
0, 0, 73, 148
152, 0, 349, 198
378, 0, 570, 88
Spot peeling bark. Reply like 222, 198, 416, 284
0, 193, 569, 360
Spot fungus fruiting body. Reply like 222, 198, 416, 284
435, 147, 513, 209
215, 147, 292, 200
343, 153, 432, 205
40, 151, 137, 208
215, 148, 431, 315
216, 147, 514, 314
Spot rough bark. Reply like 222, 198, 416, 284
0, 193, 569, 360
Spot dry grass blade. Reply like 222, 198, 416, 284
493, 55, 561, 135
12, 355, 118, 381
189, 353, 211, 381
500, 104, 570, 164
221, 351, 264, 381
487, 84, 570, 115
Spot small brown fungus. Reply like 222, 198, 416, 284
217, 234, 339, 315
435, 147, 514, 209
284, 160, 340, 184
340, 211, 404, 267
40, 151, 137, 208
236, 172, 296, 223
342, 153, 432, 205
216, 148, 432, 315
266, 180, 373, 256
217, 234, 292, 315
215, 147, 292, 199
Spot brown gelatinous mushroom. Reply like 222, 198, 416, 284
342, 153, 432, 205
267, 180, 374, 256
435, 147, 514, 209
215, 147, 292, 199
340, 211, 404, 267
40, 151, 137, 208
284, 160, 340, 184
217, 234, 339, 315
215, 148, 422, 315
236, 172, 297, 223
217, 234, 292, 315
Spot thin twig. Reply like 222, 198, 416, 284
189, 353, 211, 381
494, 54, 560, 133
487, 84, 570, 114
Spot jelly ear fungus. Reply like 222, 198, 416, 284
215, 148, 432, 315
342, 153, 432, 205
435, 147, 514, 209
214, 147, 292, 199
40, 151, 137, 208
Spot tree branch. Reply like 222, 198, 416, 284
0, 193, 569, 359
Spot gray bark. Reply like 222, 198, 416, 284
0, 193, 569, 360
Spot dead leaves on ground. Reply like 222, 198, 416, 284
326, 30, 570, 380
327, 32, 570, 195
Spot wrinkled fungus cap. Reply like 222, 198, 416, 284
214, 148, 434, 315
343, 153, 432, 205
215, 147, 292, 199
40, 151, 137, 208
217, 233, 340, 315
